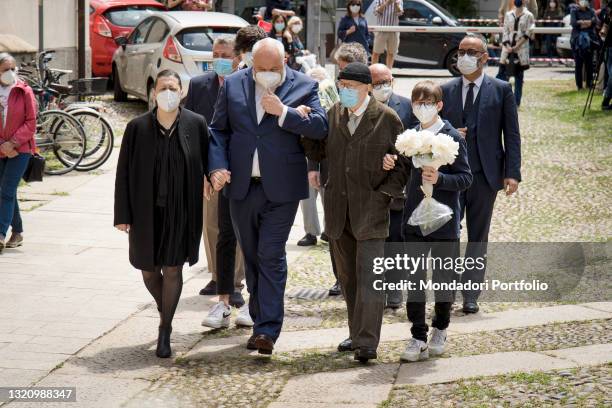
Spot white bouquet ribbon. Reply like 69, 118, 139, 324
395, 128, 460, 236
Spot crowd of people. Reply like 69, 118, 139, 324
109, 21, 527, 363
0, 0, 608, 365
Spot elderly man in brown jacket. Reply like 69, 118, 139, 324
304, 62, 408, 363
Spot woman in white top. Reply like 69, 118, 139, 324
498, 0, 535, 107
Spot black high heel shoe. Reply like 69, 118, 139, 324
156, 326, 172, 358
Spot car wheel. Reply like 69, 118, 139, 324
147, 82, 156, 111
445, 49, 460, 77
113, 66, 128, 102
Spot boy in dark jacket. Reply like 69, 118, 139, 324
395, 81, 472, 362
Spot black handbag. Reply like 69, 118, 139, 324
505, 52, 522, 77
22, 153, 45, 182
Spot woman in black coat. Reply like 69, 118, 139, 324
114, 70, 208, 358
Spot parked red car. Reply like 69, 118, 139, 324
90, 0, 166, 77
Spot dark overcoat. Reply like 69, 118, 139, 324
303, 97, 409, 241
114, 108, 208, 271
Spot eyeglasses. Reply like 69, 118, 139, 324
412, 102, 437, 108
458, 49, 485, 57
372, 81, 392, 90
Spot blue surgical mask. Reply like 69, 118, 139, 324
339, 87, 360, 109
213, 58, 233, 77
274, 23, 285, 32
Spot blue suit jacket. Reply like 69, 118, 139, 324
337, 15, 372, 53
440, 74, 521, 191
184, 71, 219, 124
402, 120, 473, 240
209, 67, 328, 203
388, 93, 419, 130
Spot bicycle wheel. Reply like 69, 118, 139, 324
36, 110, 86, 175
68, 109, 114, 171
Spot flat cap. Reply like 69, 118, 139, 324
338, 62, 372, 84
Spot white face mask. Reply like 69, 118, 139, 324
372, 84, 393, 103
0, 69, 18, 86
291, 24, 302, 34
156, 89, 181, 112
457, 54, 480, 76
413, 104, 439, 124
350, 5, 361, 14
579, 0, 589, 7
255, 71, 282, 90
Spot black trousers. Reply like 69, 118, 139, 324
217, 192, 238, 295
573, 47, 594, 89
385, 209, 404, 305
459, 172, 498, 303
404, 232, 459, 342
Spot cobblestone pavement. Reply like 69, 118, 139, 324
386, 364, 612, 407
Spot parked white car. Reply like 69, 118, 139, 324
112, 11, 248, 108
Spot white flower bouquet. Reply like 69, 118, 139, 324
395, 128, 460, 236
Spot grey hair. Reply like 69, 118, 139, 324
335, 42, 368, 65
213, 35, 235, 49
0, 52, 16, 65
252, 37, 285, 62
462, 33, 488, 51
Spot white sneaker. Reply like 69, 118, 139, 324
201, 301, 231, 329
428, 328, 447, 356
235, 304, 254, 327
400, 338, 429, 362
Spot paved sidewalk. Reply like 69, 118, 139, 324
0, 158, 315, 395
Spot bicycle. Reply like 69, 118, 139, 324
20, 51, 114, 172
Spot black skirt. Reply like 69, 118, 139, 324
153, 120, 189, 267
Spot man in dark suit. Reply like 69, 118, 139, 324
185, 36, 248, 314
209, 38, 328, 355
370, 63, 419, 310
440, 33, 521, 313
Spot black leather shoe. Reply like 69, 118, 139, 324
199, 280, 217, 296
229, 292, 245, 308
463, 302, 480, 314
156, 326, 172, 358
246, 334, 257, 350
254, 334, 275, 355
354, 347, 377, 364
297, 234, 317, 246
328, 282, 341, 296
320, 233, 329, 242
337, 338, 353, 352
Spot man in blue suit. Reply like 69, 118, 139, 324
184, 36, 248, 311
209, 38, 328, 354
370, 63, 419, 310
440, 33, 521, 314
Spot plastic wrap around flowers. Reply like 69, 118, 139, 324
395, 129, 460, 236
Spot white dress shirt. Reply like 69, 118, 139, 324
461, 72, 485, 108
347, 95, 370, 135
251, 69, 289, 177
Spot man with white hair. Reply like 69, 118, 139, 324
209, 38, 328, 355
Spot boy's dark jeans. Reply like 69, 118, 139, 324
403, 232, 459, 342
